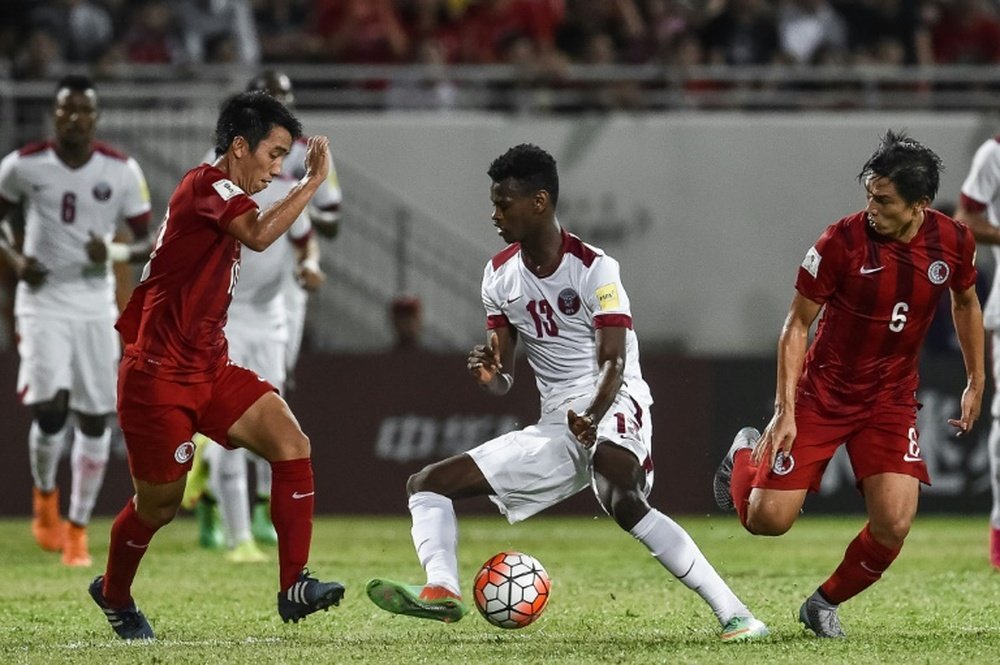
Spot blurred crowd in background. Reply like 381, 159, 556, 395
2, 0, 1000, 82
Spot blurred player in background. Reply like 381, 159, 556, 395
184, 69, 340, 562
955, 131, 1000, 570
366, 144, 769, 642
88, 91, 344, 640
0, 75, 152, 567
715, 131, 984, 637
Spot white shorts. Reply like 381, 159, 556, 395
15, 314, 119, 413
227, 325, 287, 393
468, 391, 653, 524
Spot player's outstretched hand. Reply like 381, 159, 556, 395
468, 331, 501, 385
18, 255, 49, 286
304, 135, 330, 184
567, 409, 597, 448
86, 231, 108, 263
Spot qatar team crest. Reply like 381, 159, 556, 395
927, 260, 949, 285
557, 288, 580, 315
771, 451, 795, 476
174, 441, 196, 464
92, 182, 112, 201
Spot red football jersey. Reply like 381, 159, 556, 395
117, 164, 258, 382
795, 209, 976, 414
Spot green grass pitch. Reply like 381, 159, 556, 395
0, 514, 997, 664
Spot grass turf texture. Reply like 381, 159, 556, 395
0, 514, 997, 664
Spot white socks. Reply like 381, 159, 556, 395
252, 453, 271, 499
29, 420, 67, 491
409, 491, 461, 596
68, 426, 110, 525
630, 509, 749, 626
207, 444, 254, 547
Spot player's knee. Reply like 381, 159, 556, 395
136, 501, 180, 528
283, 431, 310, 459
76, 413, 107, 438
406, 467, 433, 496
869, 517, 911, 548
744, 506, 794, 536
35, 407, 69, 435
607, 489, 649, 531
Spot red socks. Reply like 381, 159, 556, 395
730, 448, 756, 529
820, 523, 900, 604
103, 498, 159, 608
270, 458, 315, 591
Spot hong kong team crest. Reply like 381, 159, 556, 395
92, 182, 112, 201
174, 441, 195, 464
557, 288, 580, 315
771, 451, 795, 476
927, 260, 949, 285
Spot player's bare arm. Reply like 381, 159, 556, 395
955, 204, 1000, 245
568, 326, 626, 448
85, 225, 154, 265
948, 283, 985, 436
228, 135, 330, 251
755, 293, 822, 467
294, 234, 325, 291
469, 328, 514, 395
0, 200, 48, 286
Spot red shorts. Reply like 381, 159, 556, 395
117, 357, 275, 483
753, 402, 930, 493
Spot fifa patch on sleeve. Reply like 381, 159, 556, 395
802, 246, 821, 278
596, 283, 620, 311
212, 179, 245, 201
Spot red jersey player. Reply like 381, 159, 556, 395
88, 91, 344, 640
714, 130, 984, 637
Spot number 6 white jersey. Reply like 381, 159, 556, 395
0, 141, 151, 319
481, 229, 651, 413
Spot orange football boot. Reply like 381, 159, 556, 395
62, 523, 93, 567
31, 487, 68, 552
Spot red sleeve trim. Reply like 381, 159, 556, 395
486, 314, 510, 329
959, 192, 988, 214
125, 211, 151, 235
594, 313, 632, 329
17, 141, 51, 157
93, 141, 129, 161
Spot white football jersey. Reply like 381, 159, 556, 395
0, 141, 151, 319
960, 135, 1000, 328
482, 229, 651, 413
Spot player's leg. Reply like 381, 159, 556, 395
592, 442, 768, 642
18, 315, 73, 552
365, 454, 489, 622
223, 385, 343, 623
988, 330, 1000, 568
63, 411, 111, 566
207, 444, 266, 562
250, 452, 278, 545
28, 394, 71, 552
990, 417, 1000, 568
64, 317, 124, 565
185, 434, 225, 549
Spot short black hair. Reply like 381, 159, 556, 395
54, 74, 95, 96
214, 90, 302, 157
858, 130, 943, 205
487, 143, 559, 206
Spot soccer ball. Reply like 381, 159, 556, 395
472, 551, 551, 629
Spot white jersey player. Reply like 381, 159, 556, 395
955, 133, 1000, 570
365, 144, 768, 643
0, 75, 152, 567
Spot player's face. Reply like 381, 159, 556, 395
53, 87, 98, 148
864, 175, 927, 240
490, 179, 538, 243
244, 125, 292, 194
